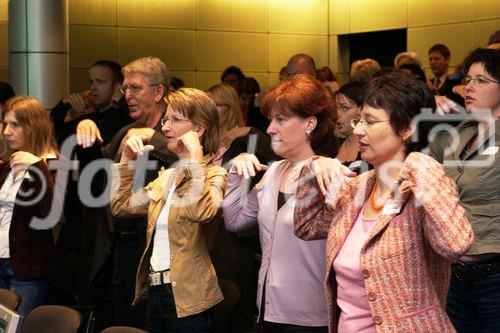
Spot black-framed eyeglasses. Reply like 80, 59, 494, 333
120, 83, 160, 95
160, 116, 191, 126
461, 75, 500, 86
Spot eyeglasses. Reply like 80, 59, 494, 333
461, 75, 500, 86
351, 117, 390, 129
120, 83, 160, 95
161, 116, 191, 126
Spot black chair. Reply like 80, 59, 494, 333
45, 284, 95, 333
100, 327, 148, 333
20, 305, 81, 333
0, 288, 21, 311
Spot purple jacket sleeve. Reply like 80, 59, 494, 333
223, 170, 260, 232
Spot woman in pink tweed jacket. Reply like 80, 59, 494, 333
294, 72, 474, 333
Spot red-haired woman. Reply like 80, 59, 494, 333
223, 75, 338, 332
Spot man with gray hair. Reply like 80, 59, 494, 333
76, 56, 176, 328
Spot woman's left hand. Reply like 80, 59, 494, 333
179, 131, 203, 162
10, 151, 41, 168
311, 157, 356, 195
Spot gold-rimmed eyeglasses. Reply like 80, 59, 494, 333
461, 75, 499, 86
161, 116, 191, 126
350, 117, 390, 129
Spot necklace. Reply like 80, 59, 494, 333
369, 182, 386, 211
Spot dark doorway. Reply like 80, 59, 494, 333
340, 29, 407, 68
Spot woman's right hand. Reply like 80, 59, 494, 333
311, 157, 356, 195
120, 134, 154, 163
231, 153, 268, 179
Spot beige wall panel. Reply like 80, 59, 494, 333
69, 25, 117, 68
117, 0, 195, 29
0, 0, 8, 21
118, 28, 195, 71
197, 72, 222, 91
69, 68, 90, 93
269, 34, 328, 72
0, 22, 7, 66
408, 0, 471, 27
197, 0, 268, 32
350, 0, 407, 33
69, 0, 116, 25
336, 73, 350, 86
197, 31, 268, 71
408, 23, 472, 67
269, 0, 327, 34
329, 35, 350, 74
472, 20, 500, 48
329, 0, 350, 35
472, 0, 500, 20
268, 72, 281, 86
0, 68, 8, 82
170, 71, 196, 89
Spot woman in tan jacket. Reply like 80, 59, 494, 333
111, 88, 227, 332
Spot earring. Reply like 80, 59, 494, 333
306, 130, 311, 137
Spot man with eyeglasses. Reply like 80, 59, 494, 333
76, 56, 176, 329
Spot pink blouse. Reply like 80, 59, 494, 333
333, 205, 377, 333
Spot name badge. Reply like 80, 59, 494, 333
482, 146, 498, 156
382, 202, 402, 216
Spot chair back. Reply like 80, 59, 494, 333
20, 305, 81, 333
0, 288, 21, 311
100, 327, 148, 333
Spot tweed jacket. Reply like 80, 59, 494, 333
110, 155, 227, 318
294, 152, 474, 333
0, 160, 58, 279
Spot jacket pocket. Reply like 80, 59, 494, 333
397, 303, 439, 319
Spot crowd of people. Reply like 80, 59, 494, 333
0, 29, 499, 333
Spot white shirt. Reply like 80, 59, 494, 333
0, 168, 29, 258
150, 183, 175, 272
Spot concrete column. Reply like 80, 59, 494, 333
9, 0, 69, 108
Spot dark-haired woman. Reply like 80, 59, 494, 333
430, 47, 500, 333
294, 72, 473, 332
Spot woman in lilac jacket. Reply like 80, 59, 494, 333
223, 75, 339, 332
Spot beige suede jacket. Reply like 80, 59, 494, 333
110, 155, 227, 318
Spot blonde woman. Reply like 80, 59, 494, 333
111, 88, 226, 332
0, 96, 59, 316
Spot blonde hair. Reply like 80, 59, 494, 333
166, 88, 219, 155
2, 96, 57, 157
122, 57, 171, 95
350, 58, 381, 82
207, 83, 243, 129
394, 51, 424, 69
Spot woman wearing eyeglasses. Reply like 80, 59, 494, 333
294, 72, 474, 332
111, 88, 226, 333
429, 48, 500, 332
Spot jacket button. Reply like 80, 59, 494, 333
362, 269, 370, 278
368, 292, 377, 301
373, 315, 383, 325
172, 281, 177, 287
170, 255, 174, 260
